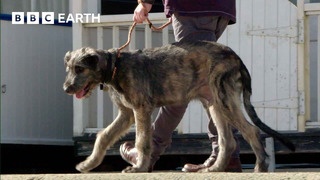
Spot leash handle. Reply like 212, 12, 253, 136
146, 17, 172, 31
117, 1, 172, 56
138, 0, 172, 31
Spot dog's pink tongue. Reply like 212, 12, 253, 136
76, 89, 86, 99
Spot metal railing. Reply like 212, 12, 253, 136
72, 0, 173, 135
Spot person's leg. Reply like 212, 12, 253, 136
207, 116, 241, 159
150, 104, 188, 162
120, 14, 241, 172
150, 14, 226, 163
147, 14, 225, 166
120, 104, 188, 171
206, 16, 241, 159
120, 14, 220, 170
172, 13, 219, 42
153, 14, 241, 170
178, 15, 242, 172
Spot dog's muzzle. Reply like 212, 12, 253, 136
64, 85, 75, 94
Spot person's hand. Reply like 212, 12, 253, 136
133, 3, 152, 23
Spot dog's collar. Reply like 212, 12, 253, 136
100, 52, 119, 90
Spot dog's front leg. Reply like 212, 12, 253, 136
76, 106, 134, 173
122, 106, 153, 173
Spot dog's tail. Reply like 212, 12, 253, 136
239, 60, 295, 152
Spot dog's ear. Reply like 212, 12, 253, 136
64, 51, 72, 66
83, 55, 99, 70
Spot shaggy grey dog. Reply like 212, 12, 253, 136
63, 41, 295, 173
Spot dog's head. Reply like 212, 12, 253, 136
63, 47, 104, 99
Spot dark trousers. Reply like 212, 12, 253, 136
151, 13, 240, 162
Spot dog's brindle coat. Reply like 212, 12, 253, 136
63, 41, 295, 173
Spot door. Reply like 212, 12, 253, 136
182, 0, 299, 133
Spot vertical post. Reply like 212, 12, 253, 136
86, 0, 103, 129
39, 0, 47, 12
47, 0, 53, 12
72, 0, 89, 136
304, 15, 311, 125
162, 26, 169, 46
53, 0, 59, 14
31, 0, 38, 12
112, 26, 120, 119
145, 25, 152, 48
22, 0, 29, 13
266, 137, 275, 172
318, 15, 320, 123
63, 0, 68, 14
86, 0, 101, 14
297, 0, 306, 132
112, 26, 120, 48
97, 27, 104, 129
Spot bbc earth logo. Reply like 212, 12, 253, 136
12, 12, 101, 24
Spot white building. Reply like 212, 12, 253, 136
1, 0, 319, 149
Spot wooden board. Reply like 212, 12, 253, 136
74, 131, 320, 156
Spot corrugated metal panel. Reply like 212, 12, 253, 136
1, 21, 73, 145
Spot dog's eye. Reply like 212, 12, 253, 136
75, 66, 85, 74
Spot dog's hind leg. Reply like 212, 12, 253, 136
122, 106, 153, 173
228, 104, 268, 172
76, 105, 134, 173
202, 105, 236, 172
219, 91, 268, 172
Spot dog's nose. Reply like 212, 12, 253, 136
64, 85, 75, 94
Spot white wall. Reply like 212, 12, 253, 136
1, 21, 73, 145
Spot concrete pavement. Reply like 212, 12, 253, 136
2, 172, 320, 180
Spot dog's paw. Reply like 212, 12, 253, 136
122, 166, 147, 173
75, 156, 103, 173
197, 166, 223, 173
122, 166, 137, 173
76, 162, 89, 173
196, 168, 209, 173
254, 163, 268, 173
76, 159, 96, 173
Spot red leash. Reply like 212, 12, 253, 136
116, 1, 172, 58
